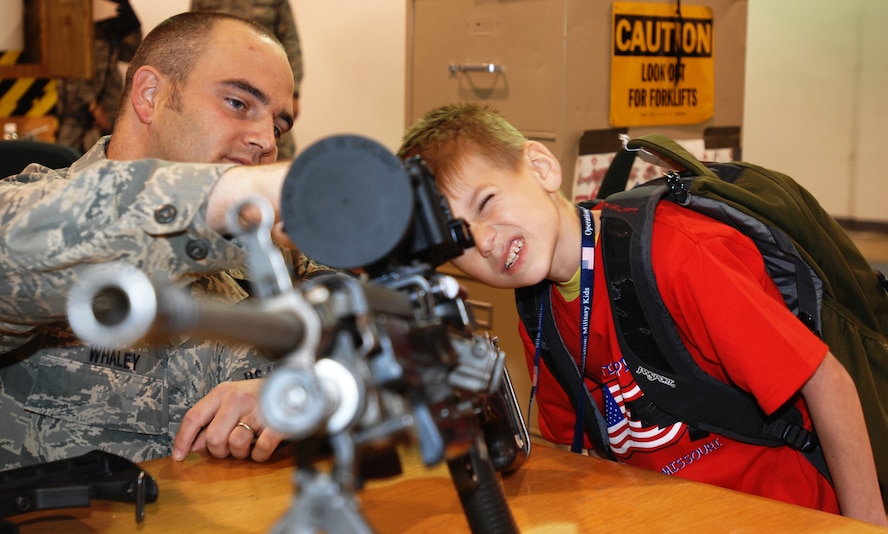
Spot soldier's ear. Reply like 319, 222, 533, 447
130, 66, 162, 124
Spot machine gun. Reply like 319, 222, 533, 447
66, 135, 530, 533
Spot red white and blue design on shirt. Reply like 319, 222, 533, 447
603, 363, 684, 458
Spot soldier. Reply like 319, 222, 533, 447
0, 12, 318, 470
191, 0, 304, 160
55, 0, 142, 153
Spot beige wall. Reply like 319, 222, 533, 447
743, 0, 888, 222
287, 0, 406, 152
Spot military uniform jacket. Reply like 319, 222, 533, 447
0, 138, 277, 469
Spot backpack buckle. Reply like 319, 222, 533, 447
796, 312, 821, 338
781, 423, 818, 453
664, 172, 689, 204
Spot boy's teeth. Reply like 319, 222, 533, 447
505, 239, 524, 269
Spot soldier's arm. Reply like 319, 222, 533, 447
0, 160, 291, 352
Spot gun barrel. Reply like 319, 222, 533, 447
67, 263, 304, 355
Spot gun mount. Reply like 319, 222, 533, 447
67, 135, 529, 533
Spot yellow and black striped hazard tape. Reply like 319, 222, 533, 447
0, 50, 57, 118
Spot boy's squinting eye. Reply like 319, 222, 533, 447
478, 194, 493, 213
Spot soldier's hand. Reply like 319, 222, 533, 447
171, 379, 286, 462
206, 162, 296, 249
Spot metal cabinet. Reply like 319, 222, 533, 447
408, 0, 564, 141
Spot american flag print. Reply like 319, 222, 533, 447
581, 246, 595, 271
604, 380, 684, 457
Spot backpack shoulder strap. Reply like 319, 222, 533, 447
596, 134, 717, 199
515, 283, 614, 459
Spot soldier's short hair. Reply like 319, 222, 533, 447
120, 12, 283, 112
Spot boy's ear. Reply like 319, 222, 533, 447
130, 66, 163, 124
525, 141, 563, 192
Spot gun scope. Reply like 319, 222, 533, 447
280, 135, 474, 273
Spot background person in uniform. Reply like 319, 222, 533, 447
190, 0, 304, 160
56, 0, 142, 154
0, 12, 319, 470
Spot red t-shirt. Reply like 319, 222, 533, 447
520, 201, 838, 512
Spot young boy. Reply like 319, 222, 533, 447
397, 103, 887, 525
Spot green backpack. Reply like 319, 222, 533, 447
517, 134, 888, 504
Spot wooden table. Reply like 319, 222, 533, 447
8, 443, 884, 533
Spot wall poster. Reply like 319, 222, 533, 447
610, 2, 715, 127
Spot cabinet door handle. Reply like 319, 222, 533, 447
449, 63, 504, 74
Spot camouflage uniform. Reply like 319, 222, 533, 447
56, 4, 142, 153
191, 0, 304, 160
0, 137, 324, 469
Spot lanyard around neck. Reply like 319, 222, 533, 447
528, 206, 596, 453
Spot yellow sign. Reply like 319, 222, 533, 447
610, 2, 714, 126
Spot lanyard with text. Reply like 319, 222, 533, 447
528, 207, 596, 454
573, 206, 596, 452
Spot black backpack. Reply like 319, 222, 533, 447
516, 134, 888, 503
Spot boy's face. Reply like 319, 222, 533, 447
444, 144, 565, 289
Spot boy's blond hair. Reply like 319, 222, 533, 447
398, 103, 527, 191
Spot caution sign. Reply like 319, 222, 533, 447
610, 2, 714, 127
